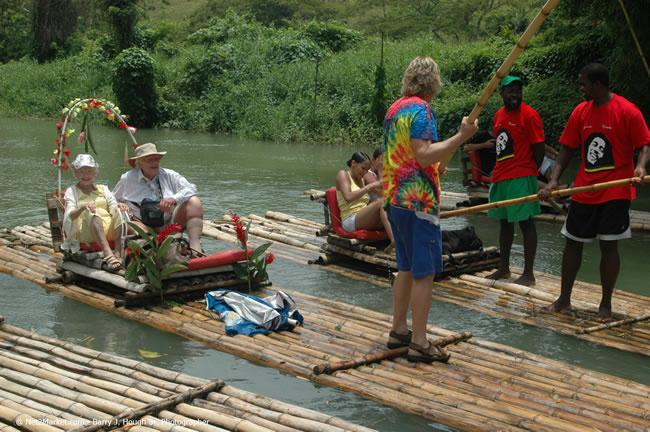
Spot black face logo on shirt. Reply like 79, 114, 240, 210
495, 128, 514, 162
583, 133, 614, 173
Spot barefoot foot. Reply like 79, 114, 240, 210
596, 306, 613, 323
540, 299, 573, 315
486, 269, 511, 280
512, 274, 535, 287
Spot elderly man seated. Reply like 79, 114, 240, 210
113, 142, 204, 254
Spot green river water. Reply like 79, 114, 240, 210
1, 118, 648, 431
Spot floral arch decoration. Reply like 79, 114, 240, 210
52, 97, 138, 196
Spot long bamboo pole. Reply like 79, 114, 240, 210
441, 174, 650, 219
618, 0, 650, 78
312, 331, 472, 375
68, 380, 223, 432
576, 313, 650, 334
438, 0, 560, 172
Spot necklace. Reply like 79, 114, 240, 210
144, 177, 162, 200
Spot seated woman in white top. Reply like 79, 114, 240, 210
335, 152, 394, 246
62, 154, 129, 272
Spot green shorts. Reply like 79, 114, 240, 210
488, 176, 541, 222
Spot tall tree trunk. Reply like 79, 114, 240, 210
31, 0, 77, 62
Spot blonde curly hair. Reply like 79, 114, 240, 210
400, 56, 442, 99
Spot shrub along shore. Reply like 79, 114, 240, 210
0, 12, 640, 148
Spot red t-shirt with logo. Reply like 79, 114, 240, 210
560, 93, 650, 204
491, 102, 545, 183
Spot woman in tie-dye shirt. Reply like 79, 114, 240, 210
383, 56, 477, 364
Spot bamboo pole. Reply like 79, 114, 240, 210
441, 175, 650, 218
576, 313, 650, 334
69, 381, 223, 432
618, 0, 650, 77
58, 261, 150, 293
313, 331, 472, 375
438, 0, 560, 172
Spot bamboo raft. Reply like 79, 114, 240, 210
302, 190, 500, 278
1, 232, 650, 431
4, 216, 650, 357
204, 213, 650, 358
0, 317, 374, 432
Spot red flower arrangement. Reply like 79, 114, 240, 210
124, 222, 188, 305
157, 224, 182, 244
228, 211, 274, 292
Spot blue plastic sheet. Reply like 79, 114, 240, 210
205, 289, 304, 336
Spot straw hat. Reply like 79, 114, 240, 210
70, 154, 99, 170
128, 143, 167, 167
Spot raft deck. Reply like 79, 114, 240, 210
0, 317, 374, 432
4, 218, 650, 357
204, 212, 650, 358
1, 224, 650, 431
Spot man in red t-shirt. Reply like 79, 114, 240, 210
486, 75, 545, 286
538, 63, 650, 322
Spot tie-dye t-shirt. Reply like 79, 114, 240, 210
382, 96, 440, 215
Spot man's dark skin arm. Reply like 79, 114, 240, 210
532, 142, 545, 169
633, 144, 649, 183
537, 144, 576, 201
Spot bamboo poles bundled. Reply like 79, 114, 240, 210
0, 321, 376, 432
4, 220, 650, 358
2, 235, 650, 430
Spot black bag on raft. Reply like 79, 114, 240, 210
441, 226, 483, 255
137, 199, 165, 228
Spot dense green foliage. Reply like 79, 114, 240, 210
1, 0, 648, 148
112, 48, 157, 127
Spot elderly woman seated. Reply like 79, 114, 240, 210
62, 154, 129, 272
113, 142, 205, 255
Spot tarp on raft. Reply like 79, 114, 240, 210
205, 289, 304, 336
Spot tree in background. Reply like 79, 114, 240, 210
112, 47, 157, 127
31, 0, 78, 62
0, 0, 31, 62
105, 0, 139, 52
560, 0, 649, 119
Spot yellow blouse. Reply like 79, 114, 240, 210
336, 171, 369, 221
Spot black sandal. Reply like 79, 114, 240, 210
190, 248, 207, 258
406, 341, 451, 363
387, 329, 412, 349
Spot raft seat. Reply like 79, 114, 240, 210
469, 150, 491, 184
186, 249, 251, 271
325, 188, 388, 241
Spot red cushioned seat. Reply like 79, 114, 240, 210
325, 188, 388, 240
469, 151, 491, 184
186, 249, 253, 271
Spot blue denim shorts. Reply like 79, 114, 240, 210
386, 205, 443, 278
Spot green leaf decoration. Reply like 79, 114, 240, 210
250, 242, 272, 261
86, 123, 97, 155
156, 236, 174, 259
231, 262, 248, 280
138, 349, 167, 359
128, 222, 157, 250
160, 264, 188, 278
